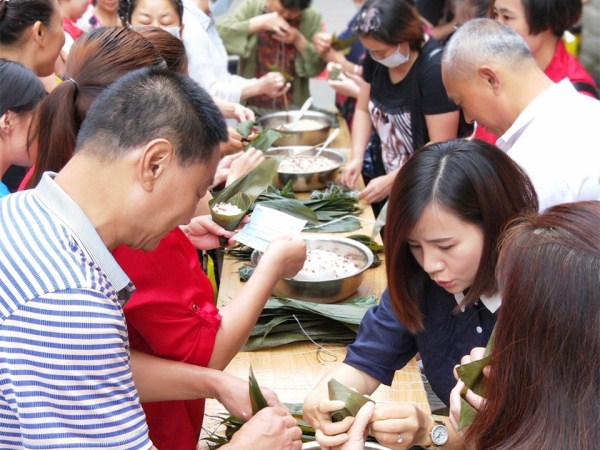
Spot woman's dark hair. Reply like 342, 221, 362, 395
0, 58, 47, 116
353, 0, 424, 51
465, 201, 600, 450
490, 0, 582, 36
135, 26, 188, 74
27, 27, 165, 189
0, 0, 55, 45
384, 139, 538, 333
125, 0, 184, 25
280, 0, 312, 10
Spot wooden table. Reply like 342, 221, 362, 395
200, 118, 430, 447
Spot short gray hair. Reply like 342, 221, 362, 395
442, 18, 534, 78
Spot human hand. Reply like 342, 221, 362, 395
259, 236, 307, 279
302, 386, 354, 449
313, 31, 333, 54
216, 374, 283, 421
226, 406, 303, 450
340, 158, 363, 189
180, 215, 234, 250
260, 71, 291, 98
332, 401, 375, 450
328, 74, 361, 99
273, 23, 300, 45
368, 403, 434, 449
359, 174, 394, 204
233, 103, 255, 122
220, 127, 244, 156
250, 11, 290, 33
449, 347, 488, 433
226, 147, 265, 186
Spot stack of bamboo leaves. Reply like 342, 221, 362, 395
242, 295, 378, 351
256, 183, 364, 233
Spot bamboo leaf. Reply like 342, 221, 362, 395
266, 63, 294, 82
235, 120, 255, 140
456, 330, 495, 430
331, 33, 358, 51
257, 199, 319, 225
328, 378, 374, 422
249, 366, 269, 415
245, 129, 286, 152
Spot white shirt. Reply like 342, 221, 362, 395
182, 0, 250, 103
496, 79, 600, 211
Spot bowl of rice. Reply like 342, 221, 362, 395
257, 111, 333, 146
266, 146, 346, 192
252, 235, 373, 303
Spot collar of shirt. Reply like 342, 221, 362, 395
454, 292, 501, 313
182, 0, 214, 29
497, 79, 574, 151
34, 172, 135, 304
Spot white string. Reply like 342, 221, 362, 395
291, 314, 339, 363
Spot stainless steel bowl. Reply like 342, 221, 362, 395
266, 146, 346, 192
257, 111, 333, 146
252, 236, 373, 303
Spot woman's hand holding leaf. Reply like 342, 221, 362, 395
450, 346, 489, 433
369, 402, 434, 449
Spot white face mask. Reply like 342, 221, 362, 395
370, 44, 409, 68
209, 0, 234, 16
163, 26, 181, 40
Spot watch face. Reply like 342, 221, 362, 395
432, 424, 449, 445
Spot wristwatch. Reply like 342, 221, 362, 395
424, 418, 449, 448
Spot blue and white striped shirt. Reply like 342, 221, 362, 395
0, 173, 151, 449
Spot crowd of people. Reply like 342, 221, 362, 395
0, 0, 598, 449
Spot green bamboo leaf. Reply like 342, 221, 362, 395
210, 192, 251, 231
245, 129, 286, 152
328, 378, 374, 422
346, 235, 384, 253
266, 63, 293, 82
303, 216, 361, 233
236, 120, 255, 140
212, 158, 281, 206
257, 198, 319, 225
456, 330, 495, 430
249, 366, 269, 415
331, 33, 358, 51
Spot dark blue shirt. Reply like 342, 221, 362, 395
345, 280, 497, 406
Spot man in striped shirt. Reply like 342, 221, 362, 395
0, 67, 237, 449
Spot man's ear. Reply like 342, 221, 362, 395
138, 138, 175, 192
477, 65, 502, 95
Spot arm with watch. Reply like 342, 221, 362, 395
367, 402, 463, 449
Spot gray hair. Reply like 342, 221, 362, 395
442, 18, 534, 78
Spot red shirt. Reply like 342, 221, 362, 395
474, 39, 598, 144
113, 228, 222, 450
62, 17, 84, 41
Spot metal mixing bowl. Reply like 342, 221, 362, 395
252, 236, 373, 303
266, 146, 345, 192
257, 111, 333, 146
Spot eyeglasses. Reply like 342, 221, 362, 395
353, 7, 381, 34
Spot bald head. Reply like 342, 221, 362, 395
442, 18, 535, 80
